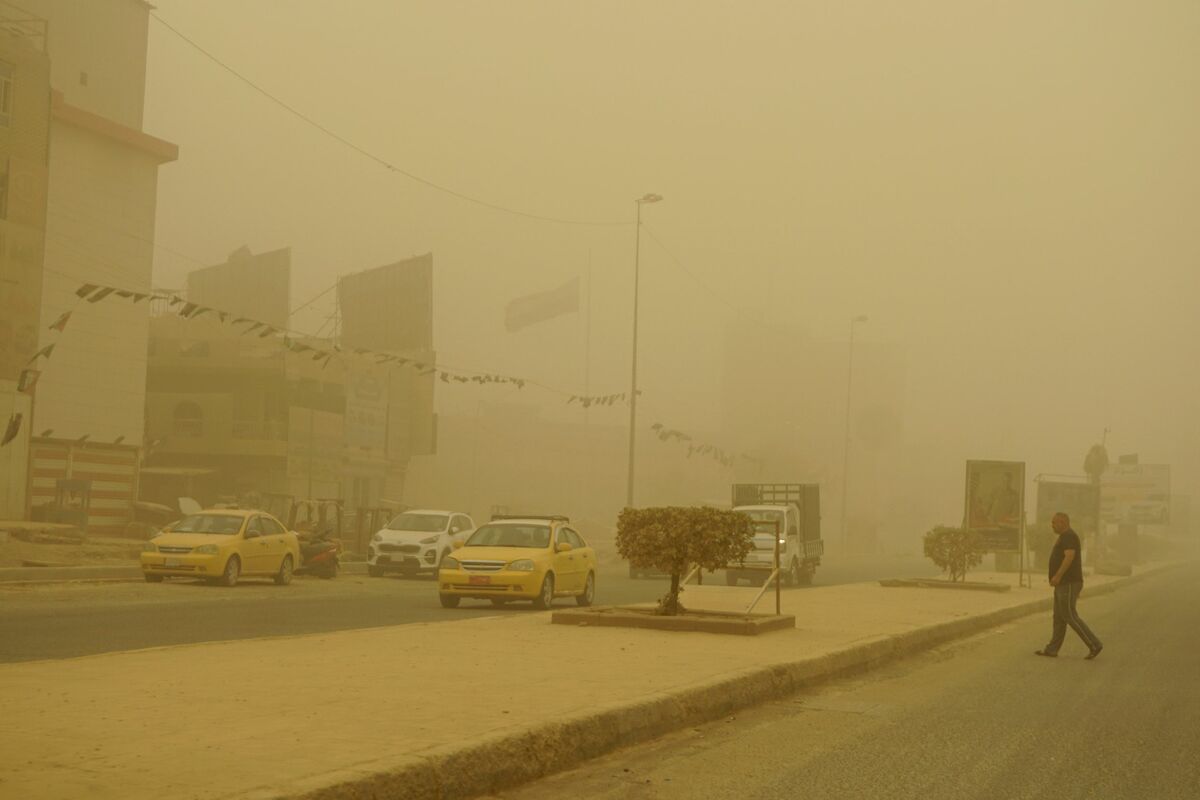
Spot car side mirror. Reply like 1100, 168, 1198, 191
556, 542, 572, 553
452, 539, 465, 550
450, 526, 461, 534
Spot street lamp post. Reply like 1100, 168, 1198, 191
626, 193, 662, 508
839, 314, 868, 551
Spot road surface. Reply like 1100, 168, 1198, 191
494, 563, 1200, 800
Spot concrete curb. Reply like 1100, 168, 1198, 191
0, 565, 143, 583
0, 561, 369, 584
284, 562, 1180, 800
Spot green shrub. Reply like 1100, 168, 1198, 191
617, 506, 754, 615
922, 525, 985, 582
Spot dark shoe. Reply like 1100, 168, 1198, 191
1085, 645, 1103, 660
1034, 649, 1057, 658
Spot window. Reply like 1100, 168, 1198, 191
246, 517, 264, 537
260, 517, 285, 536
172, 401, 203, 437
452, 515, 473, 533
565, 529, 586, 549
556, 528, 572, 547
0, 62, 12, 128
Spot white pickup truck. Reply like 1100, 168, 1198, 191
725, 484, 823, 587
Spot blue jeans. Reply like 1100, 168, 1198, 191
1045, 581, 1102, 655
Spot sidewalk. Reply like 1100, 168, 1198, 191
0, 563, 1175, 800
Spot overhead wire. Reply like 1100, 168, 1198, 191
150, 12, 631, 229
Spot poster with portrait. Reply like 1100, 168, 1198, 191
964, 460, 1025, 552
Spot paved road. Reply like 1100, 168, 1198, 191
494, 563, 1200, 800
0, 554, 936, 662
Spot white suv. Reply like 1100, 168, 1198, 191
367, 509, 475, 578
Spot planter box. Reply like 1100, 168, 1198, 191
551, 605, 795, 635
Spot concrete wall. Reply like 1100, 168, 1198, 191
21, 0, 150, 129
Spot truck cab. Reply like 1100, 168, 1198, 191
725, 484, 823, 586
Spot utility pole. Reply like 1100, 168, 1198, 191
625, 193, 662, 508
839, 314, 868, 551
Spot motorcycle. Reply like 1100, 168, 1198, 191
294, 524, 341, 579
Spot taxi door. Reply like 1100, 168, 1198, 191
243, 516, 272, 574
552, 526, 580, 593
260, 515, 291, 572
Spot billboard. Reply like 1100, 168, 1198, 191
1036, 479, 1100, 537
1101, 463, 1170, 525
338, 254, 433, 352
187, 246, 291, 330
964, 460, 1025, 552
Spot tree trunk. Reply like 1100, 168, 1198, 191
664, 572, 682, 615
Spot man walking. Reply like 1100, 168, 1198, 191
1036, 512, 1103, 659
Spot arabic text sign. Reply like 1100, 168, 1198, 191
1101, 464, 1170, 525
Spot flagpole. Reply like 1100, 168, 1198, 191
585, 250, 592, 428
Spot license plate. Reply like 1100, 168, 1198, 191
164, 558, 180, 567
469, 575, 491, 585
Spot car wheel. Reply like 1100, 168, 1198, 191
220, 555, 241, 587
318, 560, 338, 580
367, 565, 384, 578
532, 573, 555, 610
274, 555, 294, 586
576, 572, 595, 607
725, 571, 739, 586
143, 573, 164, 583
798, 564, 814, 586
439, 593, 460, 608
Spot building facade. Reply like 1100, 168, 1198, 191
0, 9, 50, 517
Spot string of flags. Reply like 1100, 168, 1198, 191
25, 282, 636, 406
650, 422, 762, 470
567, 392, 628, 408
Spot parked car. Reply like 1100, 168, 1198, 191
140, 509, 301, 587
438, 515, 596, 609
367, 509, 475, 577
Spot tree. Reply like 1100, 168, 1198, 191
922, 525, 984, 582
617, 506, 754, 615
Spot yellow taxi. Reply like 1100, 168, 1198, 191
140, 509, 301, 587
438, 515, 596, 609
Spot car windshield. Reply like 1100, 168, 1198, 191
169, 514, 244, 535
743, 510, 785, 549
386, 513, 448, 532
466, 524, 551, 548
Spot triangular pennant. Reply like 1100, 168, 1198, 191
48, 311, 72, 332
178, 302, 198, 318
87, 287, 116, 303
243, 322, 263, 334
1, 413, 21, 447
26, 343, 55, 364
132, 293, 149, 303
75, 283, 100, 299
217, 311, 228, 322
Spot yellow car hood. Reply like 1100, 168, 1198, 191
453, 546, 547, 564
152, 532, 240, 550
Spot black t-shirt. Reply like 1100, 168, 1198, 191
1048, 529, 1084, 583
